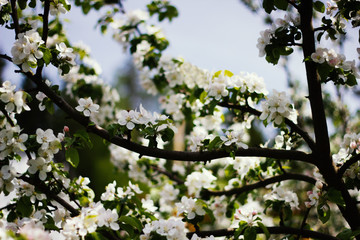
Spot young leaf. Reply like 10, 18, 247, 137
263, 0, 275, 14
258, 222, 270, 239
314, 1, 325, 13
244, 227, 257, 240
317, 202, 331, 224
65, 147, 80, 168
274, 0, 288, 10
327, 188, 345, 207
16, 197, 33, 217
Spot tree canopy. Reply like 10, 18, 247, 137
1, 0, 360, 239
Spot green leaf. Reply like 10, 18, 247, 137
17, 197, 33, 217
224, 69, 234, 77
263, 0, 275, 13
213, 70, 223, 78
337, 228, 353, 240
119, 216, 143, 232
44, 99, 55, 115
119, 223, 135, 238
65, 147, 79, 168
317, 202, 331, 224
90, 232, 108, 240
28, 0, 36, 8
82, 1, 91, 14
317, 63, 332, 82
327, 188, 345, 207
208, 136, 222, 151
244, 227, 257, 240
204, 207, 215, 223
42, 48, 52, 65
18, 0, 27, 10
74, 129, 93, 149
346, 74, 358, 86
7, 210, 17, 222
274, 0, 288, 10
199, 91, 207, 104
160, 127, 174, 142
314, 1, 325, 13
257, 222, 270, 239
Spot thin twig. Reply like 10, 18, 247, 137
0, 105, 15, 127
338, 154, 360, 177
150, 165, 184, 184
0, 203, 16, 212
0, 54, 13, 62
202, 173, 316, 198
296, 207, 311, 240
20, 175, 80, 217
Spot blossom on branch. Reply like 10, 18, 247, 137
11, 30, 44, 72
75, 97, 99, 118
259, 90, 297, 125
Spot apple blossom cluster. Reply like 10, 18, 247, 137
0, 81, 30, 114
185, 168, 217, 197
140, 218, 187, 240
232, 208, 261, 227
115, 104, 177, 144
311, 47, 359, 76
175, 196, 206, 220
305, 186, 321, 208
333, 133, 360, 167
62, 202, 120, 238
11, 30, 44, 72
49, 0, 69, 16
56, 42, 76, 66
259, 90, 298, 125
264, 184, 299, 209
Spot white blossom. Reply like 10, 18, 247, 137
56, 42, 76, 65
259, 90, 297, 125
75, 97, 99, 117
185, 168, 217, 197
264, 185, 299, 209
27, 157, 52, 181
11, 29, 44, 72
175, 196, 205, 220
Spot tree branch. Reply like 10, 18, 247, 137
337, 153, 360, 177
0, 203, 16, 212
20, 176, 80, 217
26, 73, 314, 164
186, 226, 339, 240
36, 0, 50, 77
10, 0, 20, 38
300, 0, 330, 161
296, 207, 311, 240
300, 0, 360, 233
150, 165, 184, 184
202, 173, 316, 198
218, 102, 316, 151
0, 104, 15, 127
0, 54, 13, 62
